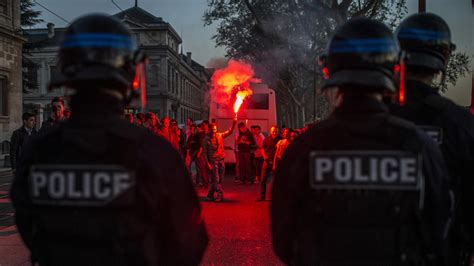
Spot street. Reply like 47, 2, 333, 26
0, 170, 283, 266
198, 173, 283, 265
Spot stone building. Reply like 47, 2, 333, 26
0, 0, 25, 146
23, 4, 210, 125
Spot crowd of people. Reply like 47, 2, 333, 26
11, 93, 306, 204
123, 111, 309, 202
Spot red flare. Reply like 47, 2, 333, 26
211, 60, 255, 115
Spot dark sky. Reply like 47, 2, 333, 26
33, 0, 472, 105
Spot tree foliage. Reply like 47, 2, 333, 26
21, 0, 43, 28
21, 0, 43, 93
204, 0, 410, 127
204, 0, 468, 127
441, 52, 471, 93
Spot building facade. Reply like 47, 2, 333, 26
23, 4, 210, 125
0, 0, 24, 146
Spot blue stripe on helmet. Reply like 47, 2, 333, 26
398, 28, 449, 41
62, 33, 136, 50
329, 38, 398, 54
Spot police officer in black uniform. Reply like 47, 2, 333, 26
271, 18, 452, 265
391, 13, 474, 265
10, 14, 208, 266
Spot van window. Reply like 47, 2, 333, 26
247, 94, 269, 110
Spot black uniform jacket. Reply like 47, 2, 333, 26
271, 96, 451, 265
10, 97, 208, 266
391, 79, 474, 257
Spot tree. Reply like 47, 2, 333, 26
21, 0, 43, 94
204, 0, 469, 127
21, 0, 43, 28
441, 52, 471, 93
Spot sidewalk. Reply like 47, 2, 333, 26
0, 225, 29, 266
0, 168, 30, 266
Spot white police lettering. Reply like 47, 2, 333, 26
315, 157, 331, 181
67, 172, 82, 198
354, 158, 368, 182
310, 151, 421, 190
28, 165, 135, 206
400, 158, 416, 183
94, 172, 112, 200
380, 158, 397, 183
334, 157, 351, 182
49, 171, 66, 199
31, 172, 47, 197
419, 126, 443, 145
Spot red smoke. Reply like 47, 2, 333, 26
210, 60, 254, 115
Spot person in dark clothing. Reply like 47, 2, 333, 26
252, 125, 265, 184
390, 13, 474, 265
10, 14, 207, 266
196, 123, 210, 188
186, 124, 201, 185
257, 126, 281, 201
40, 97, 67, 132
271, 18, 452, 265
144, 112, 159, 135
10, 112, 37, 172
135, 113, 145, 126
125, 113, 134, 124
236, 122, 255, 185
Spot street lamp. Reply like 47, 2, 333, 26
419, 0, 426, 13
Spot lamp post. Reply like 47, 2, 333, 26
419, 0, 426, 12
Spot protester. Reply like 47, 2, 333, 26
196, 123, 210, 188
169, 119, 181, 151
273, 129, 297, 172
135, 112, 145, 126
236, 122, 255, 185
202, 118, 237, 202
10, 112, 37, 172
125, 113, 134, 124
252, 125, 265, 184
186, 124, 201, 185
158, 116, 171, 141
40, 96, 66, 131
144, 112, 159, 135
64, 110, 71, 120
257, 126, 281, 201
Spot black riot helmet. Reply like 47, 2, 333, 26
51, 14, 147, 106
396, 13, 455, 72
319, 18, 401, 92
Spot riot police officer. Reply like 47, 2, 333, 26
271, 18, 452, 265
391, 13, 474, 265
10, 14, 208, 266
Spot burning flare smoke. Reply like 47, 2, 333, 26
210, 60, 254, 116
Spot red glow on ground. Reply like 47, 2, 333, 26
197, 177, 283, 265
